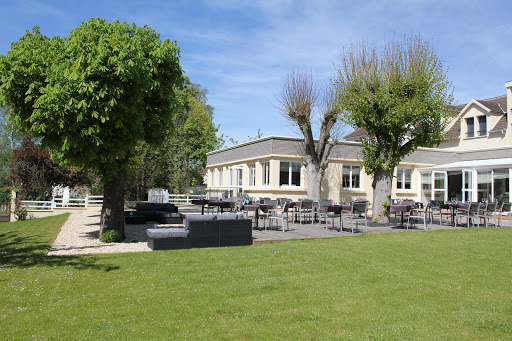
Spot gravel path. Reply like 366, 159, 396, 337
47, 208, 152, 256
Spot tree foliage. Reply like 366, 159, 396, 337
10, 136, 90, 201
334, 34, 453, 222
335, 35, 454, 174
0, 107, 24, 184
0, 18, 184, 235
125, 80, 222, 200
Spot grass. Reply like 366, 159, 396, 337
1, 215, 512, 340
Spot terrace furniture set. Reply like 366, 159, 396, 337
146, 213, 252, 250
124, 202, 184, 224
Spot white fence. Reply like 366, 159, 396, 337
21, 195, 104, 211
168, 194, 203, 204
148, 189, 169, 203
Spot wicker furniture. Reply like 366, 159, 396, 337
146, 213, 252, 250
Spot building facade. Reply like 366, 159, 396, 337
206, 81, 512, 204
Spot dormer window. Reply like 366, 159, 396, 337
478, 116, 487, 136
466, 117, 474, 137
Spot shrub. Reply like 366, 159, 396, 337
14, 196, 27, 220
100, 229, 124, 243
0, 187, 12, 203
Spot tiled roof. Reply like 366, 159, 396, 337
343, 94, 507, 141
344, 127, 367, 140
445, 118, 461, 139
476, 95, 507, 113
489, 114, 508, 133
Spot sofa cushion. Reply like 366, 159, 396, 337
156, 211, 181, 218
147, 228, 189, 239
186, 214, 217, 230
217, 213, 241, 220
136, 203, 154, 211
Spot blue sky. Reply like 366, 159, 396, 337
1, 0, 511, 145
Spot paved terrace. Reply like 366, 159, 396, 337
43, 205, 509, 256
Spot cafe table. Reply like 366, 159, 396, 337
243, 204, 270, 229
191, 199, 209, 215
389, 204, 413, 228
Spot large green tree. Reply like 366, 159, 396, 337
125, 80, 222, 200
0, 19, 183, 237
0, 106, 23, 184
334, 35, 453, 223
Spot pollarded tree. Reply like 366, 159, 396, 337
276, 68, 345, 201
0, 19, 183, 237
334, 34, 453, 223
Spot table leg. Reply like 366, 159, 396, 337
201, 205, 205, 215
255, 209, 259, 229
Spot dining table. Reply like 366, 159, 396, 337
243, 204, 270, 229
191, 199, 209, 215
439, 202, 468, 226
389, 204, 413, 228
208, 201, 235, 214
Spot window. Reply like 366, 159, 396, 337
342, 165, 361, 189
248, 163, 256, 187
478, 116, 487, 136
466, 117, 474, 137
279, 161, 301, 186
493, 169, 510, 202
262, 161, 270, 186
218, 168, 223, 187
397, 167, 412, 190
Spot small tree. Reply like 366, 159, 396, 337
334, 34, 453, 222
0, 19, 184, 238
276, 68, 344, 200
10, 136, 90, 200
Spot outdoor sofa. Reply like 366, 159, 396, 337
124, 202, 183, 224
146, 213, 253, 250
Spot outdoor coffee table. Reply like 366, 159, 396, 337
125, 214, 147, 224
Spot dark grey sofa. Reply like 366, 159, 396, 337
146, 213, 252, 250
124, 202, 183, 224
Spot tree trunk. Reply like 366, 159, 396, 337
305, 162, 323, 201
100, 168, 126, 238
372, 168, 394, 223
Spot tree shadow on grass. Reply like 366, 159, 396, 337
0, 231, 120, 272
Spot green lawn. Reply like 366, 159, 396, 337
1, 215, 511, 340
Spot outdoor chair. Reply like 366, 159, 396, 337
347, 201, 368, 233
277, 198, 292, 208
266, 202, 290, 232
477, 202, 500, 227
498, 202, 512, 227
430, 200, 450, 225
406, 202, 430, 230
455, 202, 480, 228
316, 199, 333, 225
298, 200, 314, 224
319, 205, 343, 232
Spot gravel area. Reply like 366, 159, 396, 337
47, 208, 153, 256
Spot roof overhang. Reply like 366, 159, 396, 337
420, 157, 512, 172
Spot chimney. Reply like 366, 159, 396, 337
506, 80, 512, 145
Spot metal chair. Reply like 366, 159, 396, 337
348, 201, 368, 233
455, 202, 480, 228
478, 202, 500, 227
266, 202, 290, 232
499, 203, 512, 227
298, 200, 314, 224
407, 202, 430, 230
